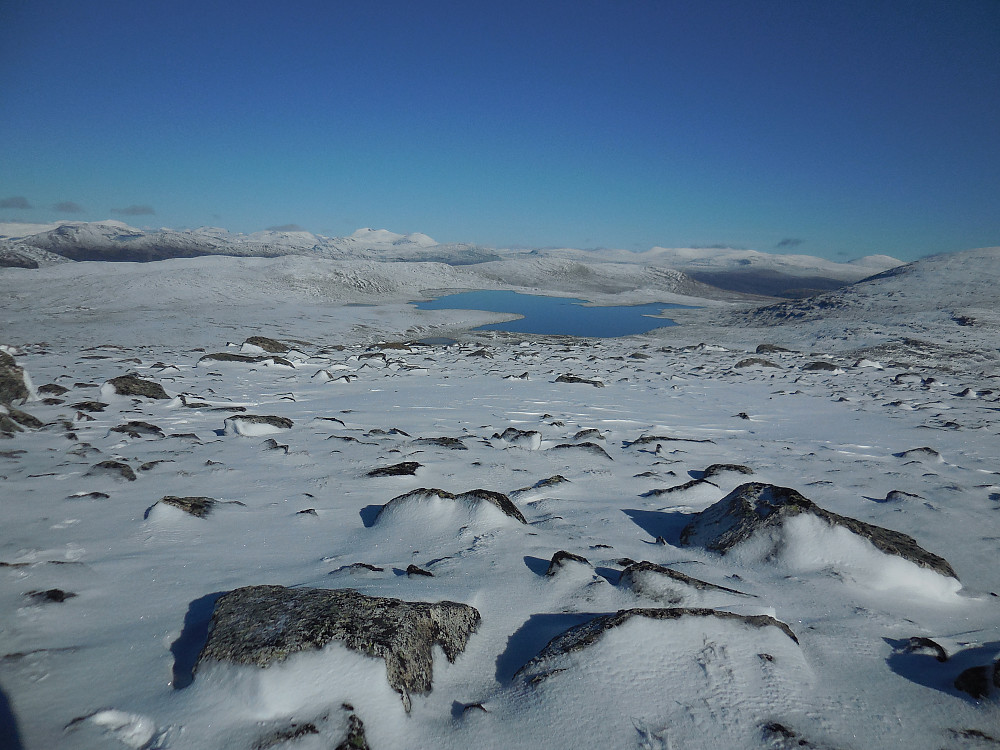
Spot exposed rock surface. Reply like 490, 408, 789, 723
105, 375, 169, 399
196, 585, 480, 710
87, 460, 136, 481
367, 461, 421, 477
0, 351, 34, 405
555, 374, 605, 387
244, 336, 287, 353
158, 496, 218, 518
679, 482, 958, 579
376, 488, 527, 524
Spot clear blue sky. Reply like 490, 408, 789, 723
1, 0, 998, 260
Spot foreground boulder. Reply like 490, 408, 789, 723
195, 585, 480, 710
679, 482, 957, 580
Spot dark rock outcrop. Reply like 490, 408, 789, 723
555, 374, 604, 387
412, 436, 467, 450
195, 585, 480, 711
679, 482, 958, 580
367, 462, 421, 477
105, 375, 169, 399
377, 488, 527, 524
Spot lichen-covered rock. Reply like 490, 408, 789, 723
679, 482, 958, 580
196, 585, 480, 711
0, 350, 35, 405
104, 375, 169, 399
244, 336, 287, 353
376, 488, 527, 524
223, 414, 293, 436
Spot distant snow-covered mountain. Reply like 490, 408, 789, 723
0, 220, 501, 266
0, 219, 906, 298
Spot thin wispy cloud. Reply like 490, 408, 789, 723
0, 196, 32, 209
266, 224, 306, 232
54, 201, 85, 213
111, 205, 155, 216
776, 238, 805, 249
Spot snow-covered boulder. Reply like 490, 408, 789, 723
679, 482, 958, 583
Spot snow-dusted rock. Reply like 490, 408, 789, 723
679, 482, 958, 580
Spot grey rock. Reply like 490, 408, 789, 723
555, 374, 604, 387
367, 461, 421, 477
5, 407, 42, 429
377, 488, 527, 524
679, 482, 958, 580
105, 375, 169, 399
71, 401, 107, 412
626, 434, 714, 447
244, 336, 287, 353
37, 383, 69, 395
87, 460, 136, 481
802, 361, 840, 371
756, 344, 794, 354
199, 352, 262, 363
735, 357, 781, 368
110, 420, 164, 438
702, 463, 754, 480
160, 496, 217, 518
226, 415, 294, 431
413, 436, 467, 450
196, 585, 480, 711
0, 352, 32, 405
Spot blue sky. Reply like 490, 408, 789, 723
1, 0, 998, 260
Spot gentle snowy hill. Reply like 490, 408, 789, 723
531, 245, 903, 298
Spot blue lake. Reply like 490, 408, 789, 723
414, 291, 695, 337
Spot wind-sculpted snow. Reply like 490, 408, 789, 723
1, 255, 999, 748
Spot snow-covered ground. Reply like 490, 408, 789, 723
1, 246, 998, 749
